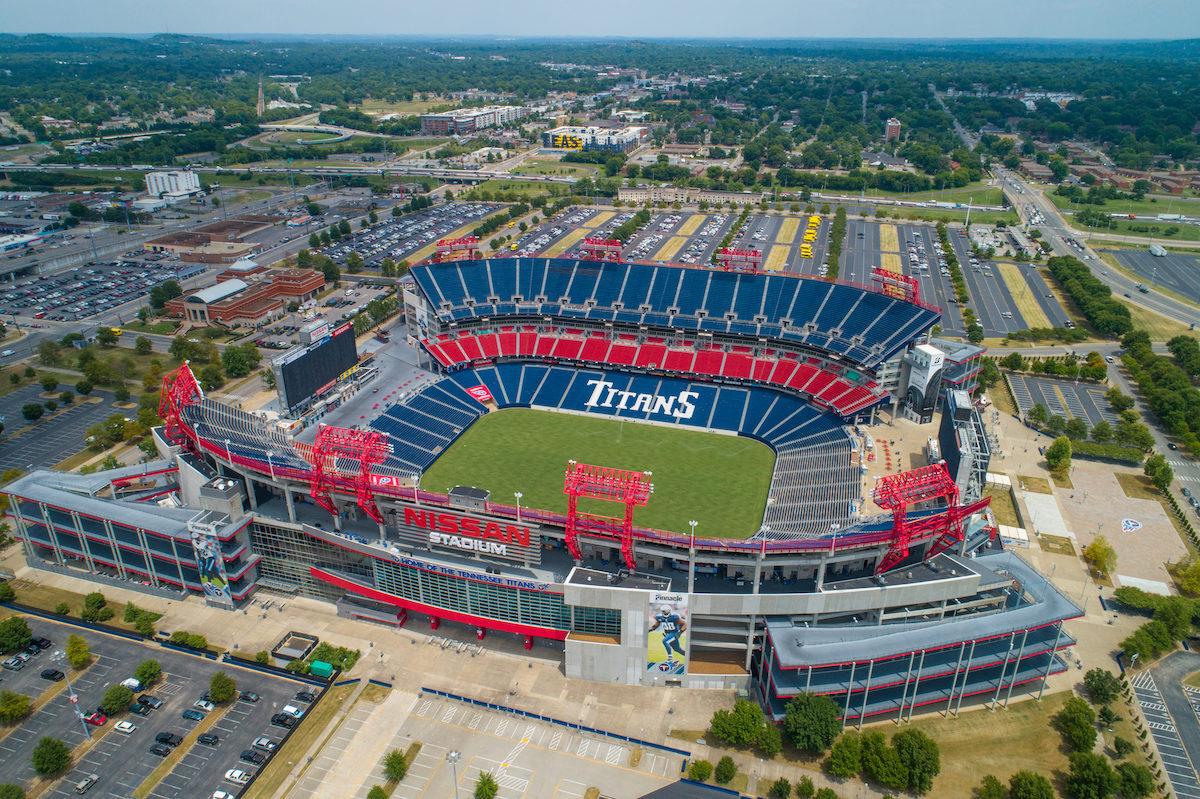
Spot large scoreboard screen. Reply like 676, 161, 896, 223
275, 322, 358, 410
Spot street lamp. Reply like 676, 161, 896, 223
514, 491, 522, 522
688, 519, 698, 548
52, 650, 91, 741
445, 749, 461, 799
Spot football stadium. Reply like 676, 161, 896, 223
3, 253, 1082, 723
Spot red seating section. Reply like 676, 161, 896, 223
422, 329, 885, 416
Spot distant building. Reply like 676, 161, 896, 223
885, 117, 902, 141
165, 264, 324, 326
145, 171, 202, 201
419, 106, 528, 136
541, 126, 647, 153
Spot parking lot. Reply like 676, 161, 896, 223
0, 615, 307, 798
1101, 248, 1200, 305
1130, 670, 1200, 799
0, 258, 206, 322
0, 390, 121, 471
1006, 373, 1118, 429
315, 202, 500, 268
254, 283, 396, 351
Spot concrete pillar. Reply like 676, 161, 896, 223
815, 557, 826, 591
954, 640, 976, 717
284, 489, 296, 523
1003, 629, 1030, 708
244, 475, 257, 510
1038, 624, 1064, 701
70, 511, 96, 573
858, 659, 875, 730
907, 650, 926, 723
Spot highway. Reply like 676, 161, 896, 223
995, 167, 1200, 329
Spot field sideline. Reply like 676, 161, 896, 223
420, 409, 775, 538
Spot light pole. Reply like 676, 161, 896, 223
688, 519, 697, 548
52, 650, 91, 741
412, 474, 420, 507
514, 491, 522, 522
445, 750, 461, 799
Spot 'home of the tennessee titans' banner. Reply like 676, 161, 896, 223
562, 370, 718, 422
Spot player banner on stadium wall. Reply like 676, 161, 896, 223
647, 592, 688, 675
189, 524, 233, 607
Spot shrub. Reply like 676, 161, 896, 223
0, 690, 32, 724
100, 684, 135, 715
769, 777, 791, 798
208, 672, 236, 704
367, 787, 387, 799
795, 775, 815, 797
1056, 696, 1097, 752
828, 732, 862, 778
54, 602, 70, 615
30, 737, 71, 776
186, 633, 208, 650
65, 634, 91, 669
383, 749, 408, 782
714, 756, 736, 784
255, 650, 270, 664
688, 759, 713, 781
134, 660, 162, 687
0, 582, 14, 603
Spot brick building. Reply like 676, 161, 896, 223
166, 266, 324, 326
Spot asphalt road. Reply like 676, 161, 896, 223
1150, 649, 1200, 786
1131, 661, 1200, 799
1101, 249, 1200, 306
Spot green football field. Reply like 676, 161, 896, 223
420, 409, 775, 538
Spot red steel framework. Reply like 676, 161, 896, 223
872, 463, 990, 574
434, 236, 479, 263
309, 426, 390, 524
715, 247, 763, 272
562, 460, 653, 569
158, 363, 203, 443
580, 237, 623, 261
871, 266, 922, 306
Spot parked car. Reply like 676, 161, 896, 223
182, 709, 204, 722
129, 703, 152, 716
294, 691, 316, 703
239, 691, 261, 703
155, 732, 183, 747
251, 737, 278, 752
198, 733, 220, 747
270, 713, 297, 729
193, 699, 215, 713
224, 770, 251, 785
138, 695, 163, 709
2, 657, 25, 671
40, 668, 64, 681
149, 743, 171, 758
31, 636, 52, 650
240, 750, 266, 765
114, 721, 137, 735
83, 712, 107, 725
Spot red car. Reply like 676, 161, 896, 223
83, 712, 107, 725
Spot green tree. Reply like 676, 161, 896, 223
688, 760, 713, 781
199, 364, 225, 391
978, 775, 1006, 799
221, 342, 261, 377
827, 732, 862, 778
309, 232, 321, 248
1065, 416, 1089, 441
0, 616, 32, 654
0, 690, 32, 724
367, 787, 387, 799
814, 790, 837, 799
37, 340, 63, 366
1083, 668, 1121, 705
209, 671, 236, 703
715, 756, 737, 784
1047, 415, 1068, 435
0, 783, 25, 799
21, 403, 43, 422
1065, 751, 1114, 799
100, 683, 135, 715
81, 591, 112, 622
758, 721, 783, 757
75, 380, 92, 396
65, 633, 90, 669
96, 327, 118, 347
795, 775, 815, 798
1082, 535, 1117, 578
892, 728, 940, 794
1106, 387, 1134, 413
135, 336, 153, 355
0, 582, 14, 602
1001, 353, 1025, 371
710, 698, 765, 747
861, 730, 908, 791
1056, 696, 1097, 752
1091, 420, 1113, 443
769, 777, 791, 798
1045, 435, 1072, 473
1114, 762, 1154, 798
1153, 596, 1196, 639
1144, 453, 1174, 493
345, 252, 365, 273
1027, 403, 1049, 425
1009, 770, 1055, 799
30, 737, 71, 776
383, 749, 408, 782
782, 693, 842, 754
134, 659, 162, 687
338, 219, 351, 236
1113, 736, 1136, 758
474, 771, 498, 799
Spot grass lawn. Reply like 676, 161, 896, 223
9, 583, 159, 634
470, 179, 571, 199
511, 161, 597, 177
225, 189, 273, 206
996, 262, 1051, 328
1018, 475, 1053, 494
1116, 297, 1200, 341
1072, 216, 1200, 242
1183, 671, 1200, 688
901, 691, 1073, 799
884, 207, 1020, 226
356, 98, 444, 115
123, 319, 180, 336
243, 683, 357, 799
1045, 191, 1200, 219
862, 183, 1004, 206
986, 486, 1020, 527
1038, 533, 1077, 556
421, 409, 775, 537
270, 130, 344, 145
989, 380, 1018, 417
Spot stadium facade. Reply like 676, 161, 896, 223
3, 256, 1079, 722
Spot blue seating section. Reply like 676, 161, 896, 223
367, 379, 486, 474
412, 258, 938, 368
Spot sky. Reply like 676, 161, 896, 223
4, 0, 1199, 40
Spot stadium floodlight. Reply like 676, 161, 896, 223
688, 520, 698, 546
514, 491, 523, 522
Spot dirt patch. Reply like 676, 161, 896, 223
1019, 475, 1053, 494
1038, 533, 1077, 557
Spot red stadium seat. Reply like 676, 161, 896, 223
478, 333, 500, 359
553, 337, 584, 359
636, 343, 667, 368
663, 348, 695, 372
752, 358, 775, 383
724, 353, 753, 380
581, 335, 611, 362
693, 349, 724, 376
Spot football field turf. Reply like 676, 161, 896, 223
420, 409, 775, 538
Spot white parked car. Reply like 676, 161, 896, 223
193, 699, 215, 713
224, 769, 250, 785
113, 720, 137, 735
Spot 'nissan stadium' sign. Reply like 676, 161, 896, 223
394, 506, 542, 565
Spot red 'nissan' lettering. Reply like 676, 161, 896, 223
404, 508, 530, 547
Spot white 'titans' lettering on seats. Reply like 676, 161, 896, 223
584, 378, 699, 420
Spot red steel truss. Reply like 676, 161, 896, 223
435, 236, 479, 262
562, 460, 653, 569
872, 463, 989, 574
871, 266, 922, 305
158, 363, 203, 444
716, 247, 762, 272
581, 237, 623, 261
309, 426, 390, 524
